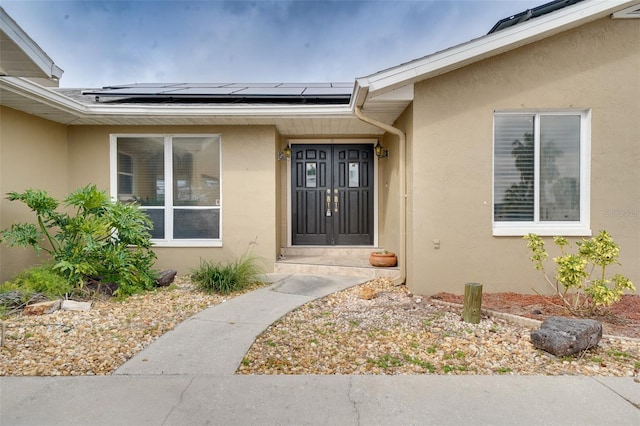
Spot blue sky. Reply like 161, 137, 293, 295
1, 0, 544, 88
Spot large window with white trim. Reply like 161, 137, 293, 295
111, 135, 222, 245
493, 111, 590, 236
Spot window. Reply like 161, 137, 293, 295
111, 135, 222, 246
493, 111, 590, 236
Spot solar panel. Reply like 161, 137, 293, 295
82, 82, 353, 103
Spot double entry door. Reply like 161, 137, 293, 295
292, 144, 374, 245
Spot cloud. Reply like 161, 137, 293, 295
0, 0, 544, 87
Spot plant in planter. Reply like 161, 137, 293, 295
369, 250, 397, 267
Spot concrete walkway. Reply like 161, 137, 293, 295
1, 274, 639, 426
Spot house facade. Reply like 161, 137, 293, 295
1, 0, 638, 295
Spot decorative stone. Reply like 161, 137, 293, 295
530, 316, 602, 356
156, 269, 178, 287
61, 300, 92, 312
23, 300, 61, 315
359, 286, 377, 300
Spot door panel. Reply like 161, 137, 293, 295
333, 145, 374, 245
292, 145, 332, 245
292, 144, 373, 245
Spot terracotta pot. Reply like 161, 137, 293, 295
369, 252, 397, 267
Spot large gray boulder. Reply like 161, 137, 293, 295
530, 316, 602, 356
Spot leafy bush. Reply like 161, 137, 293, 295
524, 231, 635, 315
192, 250, 266, 295
0, 185, 158, 297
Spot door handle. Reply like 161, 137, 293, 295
334, 195, 339, 213
326, 194, 332, 216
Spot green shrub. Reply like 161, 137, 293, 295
0, 185, 158, 297
192, 250, 266, 295
524, 231, 635, 315
0, 264, 72, 315
3, 263, 73, 297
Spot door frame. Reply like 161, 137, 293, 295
286, 138, 379, 247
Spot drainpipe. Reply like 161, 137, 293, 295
354, 106, 406, 286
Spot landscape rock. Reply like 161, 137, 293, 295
530, 316, 602, 356
359, 286, 377, 300
61, 300, 92, 312
23, 300, 61, 316
156, 269, 178, 287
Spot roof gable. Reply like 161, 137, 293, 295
357, 0, 639, 102
0, 6, 63, 81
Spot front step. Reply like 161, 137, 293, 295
274, 247, 400, 280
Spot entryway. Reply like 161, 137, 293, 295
291, 144, 374, 246
276, 141, 397, 279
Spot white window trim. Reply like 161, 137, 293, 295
492, 110, 591, 237
110, 134, 223, 247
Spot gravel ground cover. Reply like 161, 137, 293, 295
0, 277, 232, 376
238, 279, 640, 376
1, 277, 638, 377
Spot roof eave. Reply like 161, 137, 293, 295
0, 76, 356, 124
0, 6, 64, 80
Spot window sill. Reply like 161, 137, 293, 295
493, 224, 592, 237
151, 240, 223, 248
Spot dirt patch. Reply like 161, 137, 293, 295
431, 292, 640, 339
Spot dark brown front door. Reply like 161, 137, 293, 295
292, 144, 374, 245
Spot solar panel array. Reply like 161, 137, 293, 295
82, 83, 353, 101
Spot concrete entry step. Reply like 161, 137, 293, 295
275, 246, 400, 279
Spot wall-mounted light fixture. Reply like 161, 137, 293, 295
278, 142, 292, 160
374, 140, 389, 159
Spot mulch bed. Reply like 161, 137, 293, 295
431, 292, 640, 339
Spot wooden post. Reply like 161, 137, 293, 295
463, 282, 483, 324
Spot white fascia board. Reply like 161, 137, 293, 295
0, 7, 63, 79
1, 76, 84, 113
360, 0, 636, 96
352, 80, 370, 108
0, 76, 353, 119
612, 2, 640, 18
88, 104, 354, 118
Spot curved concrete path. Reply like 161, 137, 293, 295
1, 274, 639, 425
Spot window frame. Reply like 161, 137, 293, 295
110, 134, 223, 247
492, 110, 591, 237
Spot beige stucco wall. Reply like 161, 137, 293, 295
65, 125, 280, 276
378, 105, 412, 257
0, 106, 69, 281
409, 17, 639, 296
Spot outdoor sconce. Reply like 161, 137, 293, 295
374, 140, 389, 159
278, 143, 292, 160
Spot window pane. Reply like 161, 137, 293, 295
540, 115, 580, 221
494, 115, 535, 221
143, 208, 165, 239
117, 137, 165, 206
174, 209, 220, 239
173, 137, 220, 207
306, 162, 317, 188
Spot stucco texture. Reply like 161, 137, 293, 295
1, 121, 279, 280
0, 106, 68, 281
408, 17, 639, 295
